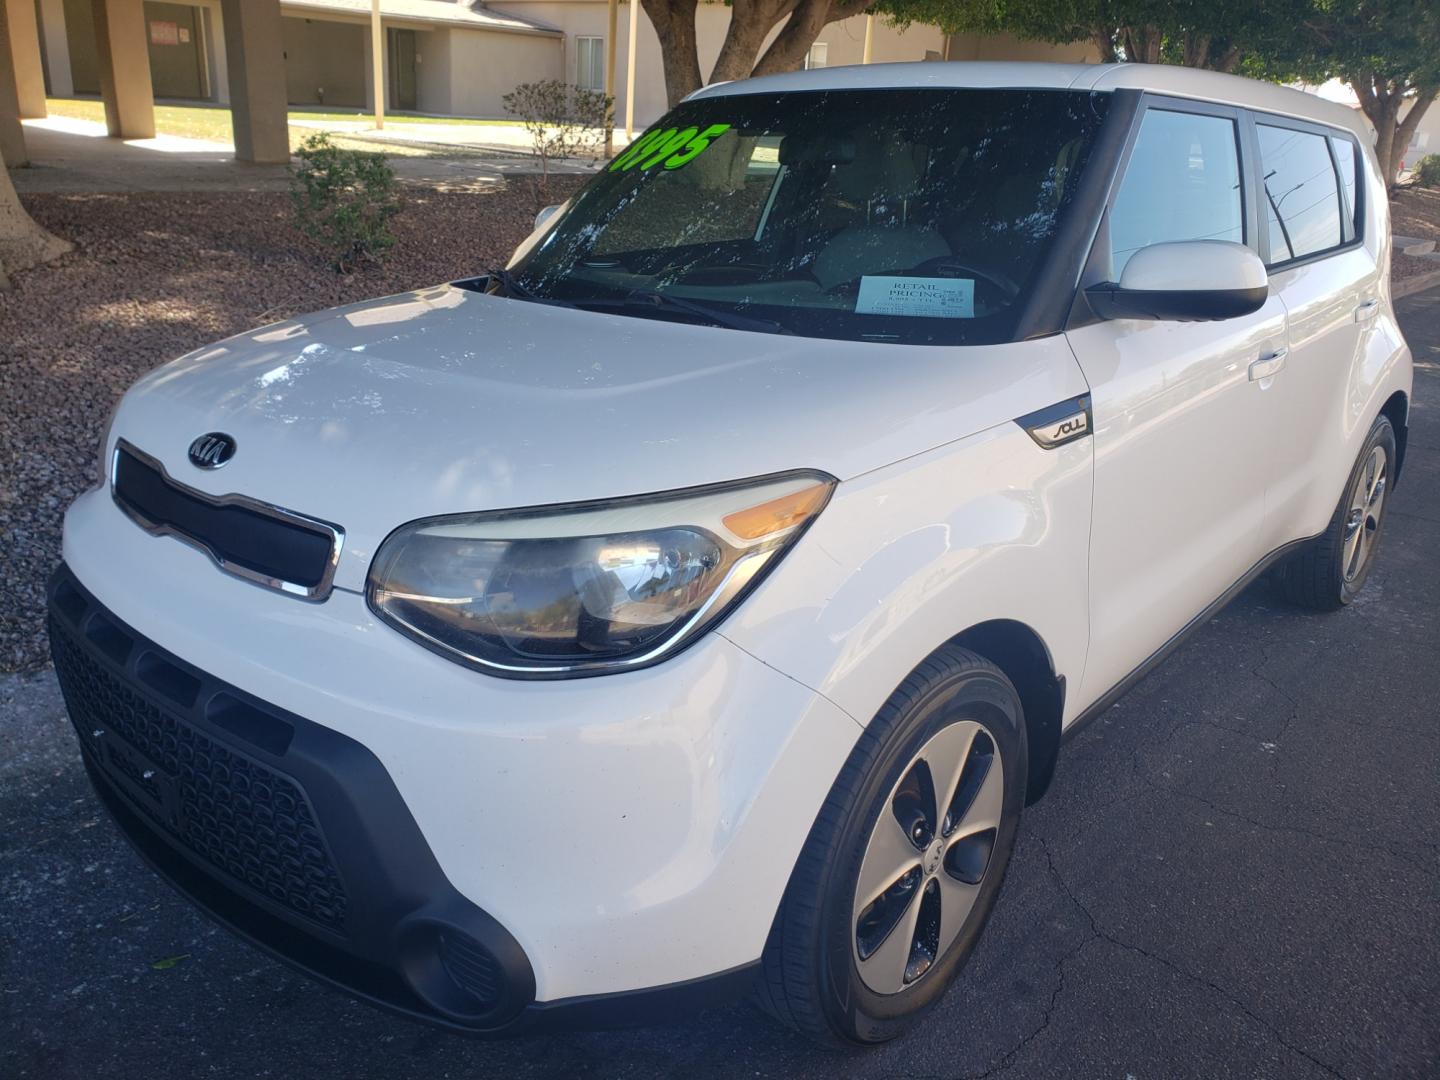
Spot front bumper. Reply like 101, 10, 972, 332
54, 486, 861, 1027
51, 565, 541, 1031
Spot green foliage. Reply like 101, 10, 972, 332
1416, 155, 1440, 189
502, 80, 614, 196
289, 132, 401, 273
869, 0, 1411, 78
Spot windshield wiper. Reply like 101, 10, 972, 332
579, 289, 792, 335
484, 267, 578, 309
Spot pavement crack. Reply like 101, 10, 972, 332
1138, 775, 1438, 881
961, 838, 1096, 1080
1033, 838, 1348, 1080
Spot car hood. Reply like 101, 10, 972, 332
108, 283, 1085, 593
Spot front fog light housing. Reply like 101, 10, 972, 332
367, 471, 835, 678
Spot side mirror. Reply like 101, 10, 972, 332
534, 203, 565, 231
1086, 240, 1268, 322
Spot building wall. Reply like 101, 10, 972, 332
947, 30, 1097, 63
445, 27, 562, 117
32, 0, 1099, 127
1403, 102, 1439, 167
60, 0, 99, 93
283, 15, 366, 107
496, 3, 1088, 129
411, 25, 450, 114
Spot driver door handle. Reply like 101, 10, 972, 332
1249, 347, 1288, 382
1354, 298, 1380, 323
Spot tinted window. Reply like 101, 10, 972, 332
1109, 109, 1243, 276
1259, 125, 1342, 263
508, 89, 1111, 345
1330, 134, 1361, 237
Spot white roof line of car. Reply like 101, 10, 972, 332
687, 61, 1367, 141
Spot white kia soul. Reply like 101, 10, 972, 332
52, 62, 1411, 1044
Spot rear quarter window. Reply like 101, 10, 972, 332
1329, 135, 1362, 239
1257, 124, 1343, 264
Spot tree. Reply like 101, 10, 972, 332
503, 79, 613, 202
640, 0, 876, 108
0, 0, 69, 288
878, 0, 1287, 72
879, 0, 1439, 195
0, 163, 70, 290
1287, 0, 1440, 191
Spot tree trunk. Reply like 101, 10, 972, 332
640, 0, 702, 108
752, 0, 870, 78
1393, 86, 1438, 182
709, 0, 794, 85
1181, 33, 1210, 68
1120, 25, 1162, 64
1210, 44, 1242, 74
0, 162, 71, 288
1090, 30, 1118, 64
1352, 76, 1436, 195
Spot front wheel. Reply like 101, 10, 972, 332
1272, 414, 1397, 610
754, 646, 1026, 1046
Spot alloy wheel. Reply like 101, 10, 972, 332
852, 720, 1003, 994
1343, 445, 1388, 584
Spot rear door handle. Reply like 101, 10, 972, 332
1249, 347, 1288, 382
1354, 299, 1380, 323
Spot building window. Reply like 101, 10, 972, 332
805, 42, 828, 69
576, 36, 605, 92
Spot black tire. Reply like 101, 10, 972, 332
1272, 414, 1397, 611
753, 645, 1027, 1046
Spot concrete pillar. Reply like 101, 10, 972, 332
37, 0, 73, 97
201, 3, 229, 106
0, 0, 29, 165
4, 0, 45, 115
218, 0, 286, 163
91, 0, 154, 138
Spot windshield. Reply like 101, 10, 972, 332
506, 88, 1110, 345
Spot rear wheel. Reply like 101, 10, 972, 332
754, 646, 1026, 1046
1272, 415, 1396, 610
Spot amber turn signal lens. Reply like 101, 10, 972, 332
722, 481, 831, 540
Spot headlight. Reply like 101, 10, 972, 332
367, 471, 835, 678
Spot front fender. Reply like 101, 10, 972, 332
719, 418, 1093, 730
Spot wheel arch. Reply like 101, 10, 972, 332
946, 620, 1064, 805
1379, 389, 1409, 486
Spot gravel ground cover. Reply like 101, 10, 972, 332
0, 179, 584, 672
1393, 186, 1440, 281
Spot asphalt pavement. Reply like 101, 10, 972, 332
3, 290, 1438, 1080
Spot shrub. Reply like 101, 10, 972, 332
289, 132, 401, 272
502, 80, 613, 200
1415, 154, 1440, 189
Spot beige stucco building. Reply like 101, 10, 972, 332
23, 0, 1096, 128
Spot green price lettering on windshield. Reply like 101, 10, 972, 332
609, 124, 732, 172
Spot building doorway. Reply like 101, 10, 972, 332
389, 29, 417, 112
144, 2, 206, 100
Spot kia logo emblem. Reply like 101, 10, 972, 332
188, 432, 236, 470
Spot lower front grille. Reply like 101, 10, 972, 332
48, 563, 537, 1033
50, 598, 349, 932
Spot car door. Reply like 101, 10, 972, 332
1065, 98, 1290, 709
1246, 117, 1379, 552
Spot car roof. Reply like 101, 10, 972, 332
688, 61, 1367, 141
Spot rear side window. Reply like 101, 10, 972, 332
1109, 109, 1244, 277
1329, 135, 1361, 237
1258, 125, 1342, 263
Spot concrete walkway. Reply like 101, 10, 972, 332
10, 117, 598, 195
287, 116, 635, 157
